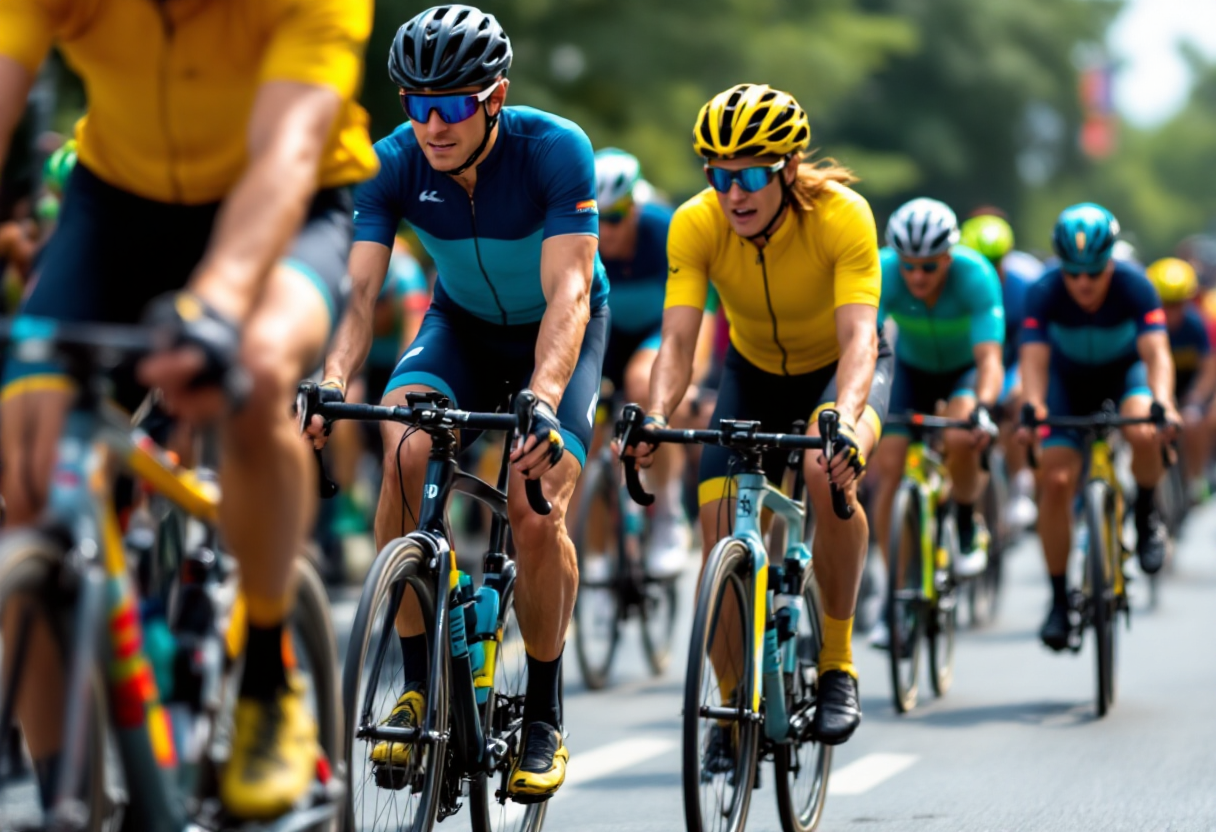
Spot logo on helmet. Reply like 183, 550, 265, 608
1075, 231, 1087, 251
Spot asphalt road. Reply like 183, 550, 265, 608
331, 499, 1216, 832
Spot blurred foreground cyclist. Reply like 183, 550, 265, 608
629, 83, 892, 746
0, 0, 377, 818
307, 5, 607, 800
1018, 204, 1178, 650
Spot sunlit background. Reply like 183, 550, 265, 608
5, 0, 1216, 261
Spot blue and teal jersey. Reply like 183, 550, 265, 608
1169, 303, 1210, 388
1020, 260, 1165, 372
999, 250, 1043, 365
603, 201, 671, 335
353, 107, 609, 325
879, 244, 1004, 373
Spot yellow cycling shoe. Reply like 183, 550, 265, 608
507, 723, 568, 801
370, 688, 425, 766
220, 676, 318, 820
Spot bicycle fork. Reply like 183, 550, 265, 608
762, 547, 811, 744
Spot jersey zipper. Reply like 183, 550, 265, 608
756, 249, 790, 376
468, 194, 508, 326
155, 4, 184, 203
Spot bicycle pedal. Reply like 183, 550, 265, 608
497, 788, 555, 805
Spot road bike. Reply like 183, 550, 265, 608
1021, 400, 1168, 717
300, 384, 554, 832
617, 407, 852, 832
0, 319, 341, 832
569, 393, 677, 690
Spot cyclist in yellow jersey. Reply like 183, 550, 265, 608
0, 0, 377, 819
631, 84, 892, 746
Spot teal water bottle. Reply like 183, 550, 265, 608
141, 599, 177, 701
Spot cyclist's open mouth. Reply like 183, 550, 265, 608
731, 208, 757, 219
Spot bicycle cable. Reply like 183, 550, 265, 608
395, 425, 422, 538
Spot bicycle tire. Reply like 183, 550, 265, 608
773, 567, 832, 832
469, 575, 547, 832
343, 536, 445, 832
928, 511, 958, 698
682, 537, 758, 832
0, 532, 108, 831
288, 554, 342, 832
1084, 481, 1116, 717
886, 485, 923, 714
640, 575, 678, 678
970, 476, 1003, 628
570, 455, 621, 690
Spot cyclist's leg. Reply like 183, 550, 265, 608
871, 358, 923, 568
1037, 367, 1085, 646
942, 369, 989, 564
1118, 363, 1167, 570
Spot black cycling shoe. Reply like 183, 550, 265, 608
811, 670, 861, 746
701, 721, 737, 782
1039, 604, 1071, 652
1135, 510, 1167, 574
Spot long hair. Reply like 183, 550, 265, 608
788, 153, 859, 212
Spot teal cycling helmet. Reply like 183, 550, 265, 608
1052, 202, 1119, 270
42, 140, 77, 197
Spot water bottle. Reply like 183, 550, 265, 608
141, 598, 176, 701
468, 586, 501, 704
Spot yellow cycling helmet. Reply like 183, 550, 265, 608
693, 84, 811, 160
1147, 257, 1198, 303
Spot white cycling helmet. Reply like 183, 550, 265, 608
886, 197, 960, 258
594, 148, 641, 210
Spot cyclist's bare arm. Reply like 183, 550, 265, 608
691, 308, 718, 384
190, 81, 343, 321
649, 305, 701, 420
0, 57, 33, 176
1019, 342, 1050, 417
322, 241, 393, 392
529, 234, 596, 410
832, 303, 879, 429
973, 341, 1004, 404
1137, 330, 1178, 420
1186, 353, 1216, 408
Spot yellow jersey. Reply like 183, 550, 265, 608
666, 181, 881, 376
0, 0, 379, 204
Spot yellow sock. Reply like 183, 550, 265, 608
819, 615, 857, 679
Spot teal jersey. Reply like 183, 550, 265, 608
879, 244, 1004, 373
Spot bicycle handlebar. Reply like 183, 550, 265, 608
884, 412, 995, 472
615, 405, 853, 520
296, 381, 551, 515
1019, 400, 1172, 470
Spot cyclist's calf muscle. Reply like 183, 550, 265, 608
0, 388, 73, 525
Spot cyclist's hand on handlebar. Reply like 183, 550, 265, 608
617, 412, 666, 469
1016, 401, 1047, 446
512, 393, 565, 479
969, 403, 999, 449
1160, 401, 1182, 444
302, 380, 345, 449
821, 420, 865, 488
138, 291, 248, 422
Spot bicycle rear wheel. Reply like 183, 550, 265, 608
970, 475, 1004, 627
1084, 482, 1117, 717
0, 532, 108, 831
773, 567, 831, 832
469, 576, 546, 832
570, 455, 621, 690
640, 574, 678, 677
343, 537, 445, 832
928, 511, 958, 698
886, 485, 923, 714
682, 538, 758, 832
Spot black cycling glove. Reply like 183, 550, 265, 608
295, 379, 345, 435
143, 291, 248, 404
519, 390, 564, 472
970, 403, 999, 439
832, 420, 866, 478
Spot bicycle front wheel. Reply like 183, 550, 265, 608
928, 511, 958, 698
343, 537, 446, 832
0, 532, 108, 831
682, 537, 758, 832
570, 455, 621, 690
1084, 481, 1117, 717
886, 485, 923, 714
773, 568, 831, 832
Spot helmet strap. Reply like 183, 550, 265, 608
446, 102, 499, 178
747, 164, 793, 244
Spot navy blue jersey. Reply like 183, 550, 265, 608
353, 107, 609, 325
1170, 303, 1210, 381
1021, 260, 1165, 372
603, 201, 672, 335
1000, 250, 1042, 365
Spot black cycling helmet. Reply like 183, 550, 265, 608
388, 5, 512, 92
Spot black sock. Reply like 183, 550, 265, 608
1050, 574, 1068, 610
400, 634, 429, 691
239, 621, 288, 701
522, 650, 563, 731
1135, 486, 1156, 523
956, 503, 975, 550
34, 753, 60, 810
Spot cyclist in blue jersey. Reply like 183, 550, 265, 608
307, 5, 605, 799
960, 213, 1043, 527
1019, 204, 1179, 650
1147, 257, 1216, 501
870, 199, 1003, 645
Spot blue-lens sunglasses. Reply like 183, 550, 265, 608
400, 79, 502, 125
704, 158, 787, 194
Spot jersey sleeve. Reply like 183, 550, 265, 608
1020, 275, 1053, 347
259, 0, 372, 101
352, 140, 405, 247
0, 0, 55, 75
1126, 267, 1167, 336
664, 198, 715, 312
967, 254, 1005, 347
876, 247, 899, 327
537, 123, 600, 240
828, 191, 881, 308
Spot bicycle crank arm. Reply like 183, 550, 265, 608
355, 724, 448, 745
697, 705, 762, 723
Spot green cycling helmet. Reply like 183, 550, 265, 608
959, 215, 1014, 264
43, 140, 77, 197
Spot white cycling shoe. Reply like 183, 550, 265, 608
867, 619, 890, 650
646, 512, 692, 578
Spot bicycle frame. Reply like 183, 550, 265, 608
1083, 438, 1126, 598
900, 438, 950, 602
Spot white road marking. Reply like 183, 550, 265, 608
828, 753, 918, 795
564, 737, 678, 789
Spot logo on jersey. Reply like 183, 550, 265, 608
669, 266, 680, 274
403, 346, 425, 361
575, 199, 598, 214
420, 190, 444, 203
1023, 317, 1040, 330
1145, 308, 1166, 326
